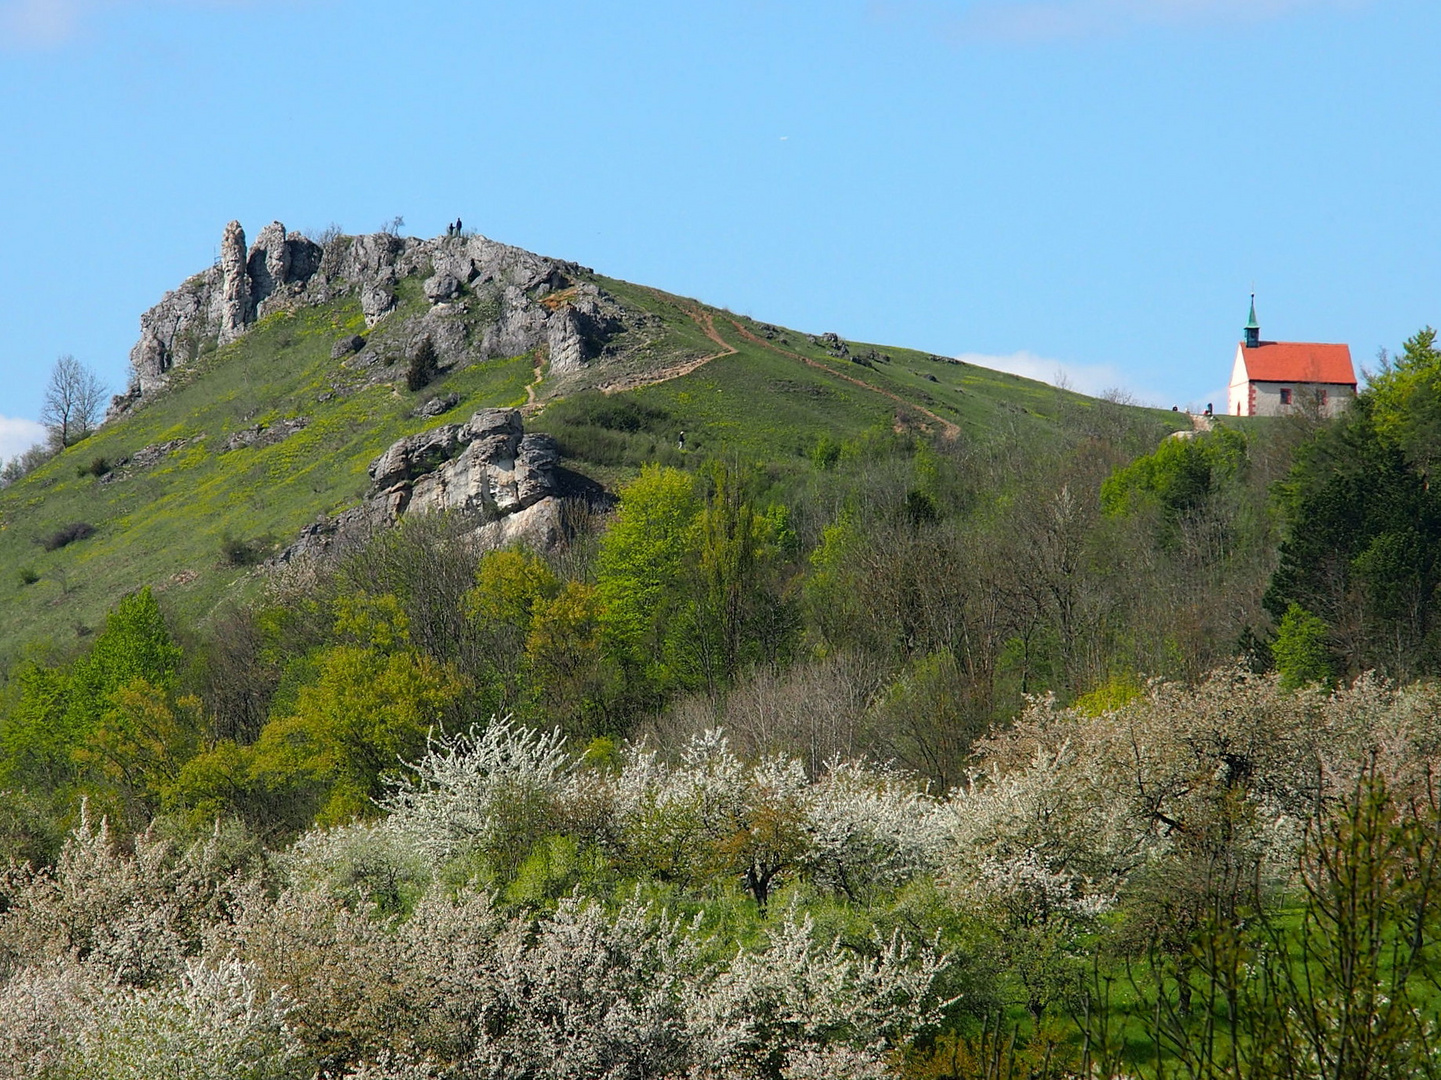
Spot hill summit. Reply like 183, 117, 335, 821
114, 220, 629, 415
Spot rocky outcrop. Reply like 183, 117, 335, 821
271, 409, 573, 566
268, 504, 390, 568
360, 281, 396, 324
217, 220, 251, 345
547, 285, 623, 374
122, 219, 326, 403
330, 334, 366, 360
369, 408, 557, 521
96, 435, 206, 484
129, 272, 214, 398
423, 271, 462, 303
366, 421, 476, 491
222, 416, 309, 452
412, 392, 458, 418
116, 221, 627, 416
247, 221, 290, 310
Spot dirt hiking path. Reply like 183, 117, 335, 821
527, 293, 958, 442
593, 294, 737, 395
726, 319, 960, 439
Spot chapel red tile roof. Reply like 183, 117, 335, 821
1240, 342, 1356, 386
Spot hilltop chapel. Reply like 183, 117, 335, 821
1226, 296, 1356, 417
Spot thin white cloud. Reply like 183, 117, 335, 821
1, 0, 78, 46
872, 0, 1374, 42
1, 0, 265, 49
0, 415, 47, 465
955, 349, 1175, 406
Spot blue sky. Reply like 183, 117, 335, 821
2, 0, 1436, 461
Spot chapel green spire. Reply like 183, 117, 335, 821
1245, 293, 1260, 349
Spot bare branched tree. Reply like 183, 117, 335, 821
40, 354, 106, 447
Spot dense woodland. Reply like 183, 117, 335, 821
5, 329, 1441, 1078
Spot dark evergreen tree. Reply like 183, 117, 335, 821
1265, 332, 1441, 679
406, 334, 440, 391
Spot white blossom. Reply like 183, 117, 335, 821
803, 759, 946, 902
0, 957, 303, 1080
380, 716, 572, 862
689, 910, 947, 1077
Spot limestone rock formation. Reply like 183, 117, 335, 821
412, 392, 459, 418
360, 281, 396, 325
330, 334, 366, 360
222, 416, 309, 452
272, 408, 572, 566
367, 421, 475, 491
369, 408, 557, 522
116, 220, 628, 417
423, 271, 462, 303
217, 220, 251, 345
247, 221, 290, 310
546, 284, 623, 374
97, 435, 206, 483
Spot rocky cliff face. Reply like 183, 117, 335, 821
114, 221, 625, 413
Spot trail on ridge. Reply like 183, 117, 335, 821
726, 319, 960, 439
593, 294, 737, 395
539, 291, 959, 442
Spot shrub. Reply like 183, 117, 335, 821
1272, 602, 1335, 690
18, 566, 40, 585
809, 435, 842, 470
405, 335, 439, 392
1101, 425, 1247, 520
538, 392, 685, 467
42, 521, 95, 551
547, 393, 673, 435
78, 456, 110, 478
220, 534, 268, 568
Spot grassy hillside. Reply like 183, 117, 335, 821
0, 267, 1183, 667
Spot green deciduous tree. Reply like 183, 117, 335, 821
1367, 326, 1441, 478
683, 464, 798, 694
1101, 426, 1247, 527
3, 588, 199, 829
524, 580, 605, 736
595, 465, 700, 692
67, 588, 184, 733
248, 631, 465, 827
1273, 602, 1335, 691
0, 660, 73, 794
179, 597, 467, 832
